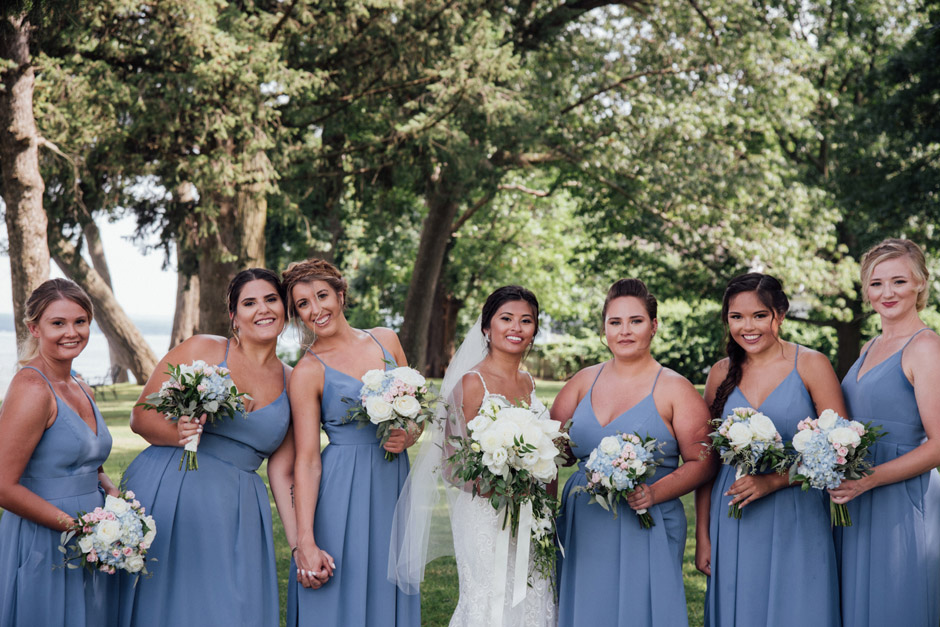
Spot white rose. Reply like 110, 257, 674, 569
828, 427, 861, 448
727, 422, 754, 450
599, 436, 622, 457
748, 414, 778, 442
361, 369, 386, 391
365, 397, 394, 423
792, 429, 816, 453
522, 450, 540, 467
538, 419, 564, 439
817, 409, 840, 430
532, 457, 557, 481
491, 421, 522, 448
124, 554, 145, 573
78, 535, 94, 554
104, 494, 130, 515
629, 458, 646, 472
466, 414, 492, 434
391, 367, 426, 388
500, 407, 536, 426
392, 395, 421, 419
520, 423, 544, 447
478, 429, 505, 454
95, 520, 122, 545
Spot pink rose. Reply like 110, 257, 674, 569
88, 551, 98, 563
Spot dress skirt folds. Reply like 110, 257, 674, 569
836, 330, 940, 627
0, 368, 117, 627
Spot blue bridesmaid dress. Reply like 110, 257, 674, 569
0, 367, 116, 627
836, 329, 940, 626
118, 342, 291, 626
705, 346, 840, 627
558, 366, 689, 627
287, 332, 420, 627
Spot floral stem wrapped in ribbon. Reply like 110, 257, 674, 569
136, 360, 251, 470
789, 409, 884, 526
58, 490, 156, 576
572, 432, 662, 528
446, 397, 569, 607
345, 365, 440, 461
709, 407, 789, 519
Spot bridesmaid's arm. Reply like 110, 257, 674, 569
129, 335, 225, 447
799, 348, 849, 418
0, 370, 75, 531
694, 362, 725, 575
268, 425, 297, 549
290, 355, 334, 589
831, 330, 940, 503
372, 327, 423, 453
548, 366, 594, 466
628, 372, 717, 510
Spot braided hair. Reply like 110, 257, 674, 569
709, 273, 789, 419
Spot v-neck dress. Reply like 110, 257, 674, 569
119, 344, 291, 626
287, 332, 420, 627
557, 365, 688, 627
836, 329, 940, 626
704, 347, 839, 627
0, 367, 116, 627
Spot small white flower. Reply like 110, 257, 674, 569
478, 429, 505, 454
392, 395, 421, 419
104, 494, 131, 515
748, 413, 778, 442
124, 554, 145, 573
95, 520, 122, 545
828, 426, 861, 448
78, 535, 94, 554
599, 436, 622, 457
470, 442, 481, 452
792, 429, 815, 452
817, 409, 840, 430
466, 414, 492, 434
727, 422, 754, 450
365, 397, 394, 423
391, 367, 426, 388
361, 369, 386, 391
532, 457, 557, 481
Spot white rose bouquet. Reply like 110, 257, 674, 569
345, 366, 440, 461
709, 407, 789, 519
59, 490, 156, 576
789, 409, 884, 526
572, 432, 662, 528
136, 360, 251, 470
446, 397, 569, 583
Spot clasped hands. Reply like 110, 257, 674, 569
295, 544, 336, 589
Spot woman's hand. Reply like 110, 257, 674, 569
695, 533, 712, 576
177, 414, 206, 447
295, 542, 335, 589
828, 475, 873, 505
383, 428, 408, 454
725, 472, 787, 509
98, 469, 120, 497
626, 483, 656, 511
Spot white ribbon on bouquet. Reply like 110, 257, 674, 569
489, 500, 534, 627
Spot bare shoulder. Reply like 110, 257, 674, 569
292, 350, 326, 384
368, 327, 402, 350
905, 328, 940, 366
796, 345, 836, 374
460, 371, 485, 397
171, 334, 229, 363
706, 358, 730, 382
657, 367, 699, 396
2, 367, 56, 421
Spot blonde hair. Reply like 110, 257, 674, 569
18, 278, 94, 365
281, 258, 348, 320
859, 238, 930, 311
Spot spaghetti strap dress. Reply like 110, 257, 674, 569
557, 366, 688, 627
287, 331, 420, 627
836, 329, 940, 626
705, 346, 840, 627
0, 367, 116, 627
118, 342, 291, 626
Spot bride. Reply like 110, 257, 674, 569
389, 285, 558, 626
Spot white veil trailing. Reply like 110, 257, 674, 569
387, 317, 488, 594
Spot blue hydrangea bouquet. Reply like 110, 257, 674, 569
137, 360, 250, 470
789, 409, 884, 526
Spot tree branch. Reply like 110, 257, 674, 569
687, 0, 719, 43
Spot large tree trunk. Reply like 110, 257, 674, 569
197, 150, 269, 336
399, 169, 461, 372
82, 220, 129, 382
424, 279, 461, 378
51, 235, 158, 383
834, 312, 867, 380
0, 14, 49, 350
170, 183, 199, 347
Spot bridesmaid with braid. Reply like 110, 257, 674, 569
831, 239, 940, 626
697, 273, 843, 627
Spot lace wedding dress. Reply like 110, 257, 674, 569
448, 371, 557, 627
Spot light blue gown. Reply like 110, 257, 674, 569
287, 332, 420, 627
705, 346, 840, 627
0, 367, 116, 627
119, 344, 290, 626
558, 366, 688, 627
836, 329, 940, 626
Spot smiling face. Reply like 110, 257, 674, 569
231, 279, 286, 342
866, 256, 924, 321
727, 290, 783, 355
28, 298, 91, 362
604, 296, 657, 359
290, 279, 346, 337
484, 300, 537, 356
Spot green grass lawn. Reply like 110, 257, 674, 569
8, 381, 707, 627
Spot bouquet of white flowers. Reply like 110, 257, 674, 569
447, 397, 568, 585
137, 360, 251, 470
709, 407, 789, 519
574, 432, 661, 528
59, 490, 156, 576
789, 409, 884, 526
345, 366, 440, 461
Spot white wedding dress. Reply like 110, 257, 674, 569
448, 371, 557, 627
